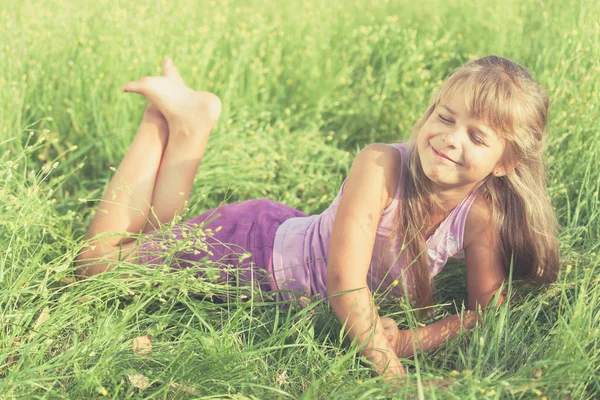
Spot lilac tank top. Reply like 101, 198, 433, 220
272, 143, 479, 301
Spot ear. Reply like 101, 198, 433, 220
493, 157, 519, 177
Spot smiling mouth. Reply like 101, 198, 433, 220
432, 146, 460, 164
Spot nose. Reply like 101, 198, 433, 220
440, 129, 459, 148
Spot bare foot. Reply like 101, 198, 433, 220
143, 57, 184, 121
123, 58, 222, 140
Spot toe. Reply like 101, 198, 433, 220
162, 57, 184, 83
122, 76, 157, 95
161, 57, 172, 73
122, 80, 143, 94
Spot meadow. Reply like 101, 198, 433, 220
1, 0, 599, 398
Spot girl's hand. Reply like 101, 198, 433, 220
360, 340, 406, 380
365, 348, 407, 384
380, 317, 414, 359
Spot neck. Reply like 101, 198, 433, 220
430, 182, 479, 212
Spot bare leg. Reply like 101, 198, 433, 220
75, 109, 167, 276
76, 58, 221, 276
122, 59, 222, 232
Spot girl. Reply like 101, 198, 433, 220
76, 55, 559, 380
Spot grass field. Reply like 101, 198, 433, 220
1, 0, 599, 398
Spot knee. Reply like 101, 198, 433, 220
74, 250, 100, 277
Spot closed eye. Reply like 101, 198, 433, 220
438, 114, 453, 124
470, 132, 486, 146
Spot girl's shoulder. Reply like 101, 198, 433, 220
463, 194, 497, 249
358, 143, 404, 210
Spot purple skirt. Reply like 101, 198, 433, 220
139, 198, 307, 295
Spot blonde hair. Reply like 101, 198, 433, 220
387, 55, 559, 311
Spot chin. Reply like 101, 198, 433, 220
422, 166, 463, 188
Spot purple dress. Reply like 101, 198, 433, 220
139, 198, 307, 295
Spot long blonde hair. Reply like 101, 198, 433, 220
387, 55, 559, 311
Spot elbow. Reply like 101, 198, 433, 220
468, 289, 507, 312
326, 268, 337, 290
464, 291, 507, 329
326, 271, 369, 308
326, 264, 343, 295
74, 249, 107, 278
326, 270, 343, 306
325, 269, 354, 299
74, 251, 91, 278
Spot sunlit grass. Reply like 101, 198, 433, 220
1, 0, 599, 397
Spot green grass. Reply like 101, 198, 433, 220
1, 0, 599, 398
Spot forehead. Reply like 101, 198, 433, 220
437, 90, 491, 126
437, 79, 516, 137
437, 93, 510, 144
439, 86, 478, 117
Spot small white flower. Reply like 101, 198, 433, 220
276, 370, 288, 386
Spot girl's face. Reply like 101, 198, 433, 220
417, 87, 509, 195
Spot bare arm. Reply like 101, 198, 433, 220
384, 197, 508, 358
326, 144, 404, 377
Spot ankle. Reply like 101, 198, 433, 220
167, 119, 213, 139
142, 109, 168, 128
